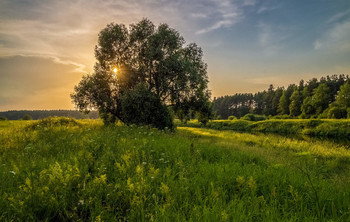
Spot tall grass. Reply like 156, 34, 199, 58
1, 119, 350, 221
177, 119, 350, 138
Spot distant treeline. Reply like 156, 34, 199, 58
213, 74, 350, 119
0, 110, 99, 120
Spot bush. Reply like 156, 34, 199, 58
328, 106, 347, 119
26, 117, 80, 130
22, 114, 32, 120
120, 83, 173, 130
0, 116, 7, 121
228, 115, 237, 120
271, 115, 291, 119
241, 114, 266, 121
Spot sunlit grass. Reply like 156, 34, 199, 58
1, 119, 350, 221
177, 118, 350, 138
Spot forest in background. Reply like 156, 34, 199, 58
0, 110, 98, 120
213, 74, 350, 120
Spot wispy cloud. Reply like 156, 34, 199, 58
191, 13, 208, 18
0, 0, 247, 64
314, 20, 350, 52
257, 5, 279, 14
327, 9, 350, 24
197, 20, 235, 34
243, 0, 257, 6
258, 22, 291, 56
195, 0, 242, 34
0, 0, 191, 72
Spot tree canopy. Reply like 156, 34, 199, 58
72, 19, 211, 128
213, 74, 350, 119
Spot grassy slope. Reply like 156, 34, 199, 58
1, 119, 350, 221
177, 119, 350, 138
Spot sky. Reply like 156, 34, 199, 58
1, 0, 350, 111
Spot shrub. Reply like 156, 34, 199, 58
228, 115, 237, 120
26, 117, 80, 130
0, 116, 7, 121
120, 83, 173, 130
241, 114, 266, 121
328, 106, 347, 119
271, 115, 291, 119
22, 114, 32, 120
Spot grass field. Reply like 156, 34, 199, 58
1, 118, 350, 221
177, 119, 350, 139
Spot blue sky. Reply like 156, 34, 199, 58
0, 0, 350, 110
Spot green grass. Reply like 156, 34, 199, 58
177, 119, 350, 138
1, 118, 350, 221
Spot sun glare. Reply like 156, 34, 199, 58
113, 68, 118, 73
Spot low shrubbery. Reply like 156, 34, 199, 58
227, 115, 237, 120
327, 106, 348, 119
25, 117, 80, 130
240, 114, 267, 121
22, 114, 32, 120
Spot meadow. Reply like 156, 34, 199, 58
177, 119, 350, 139
1, 118, 350, 221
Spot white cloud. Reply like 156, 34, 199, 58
0, 0, 191, 73
314, 20, 350, 52
197, 20, 234, 34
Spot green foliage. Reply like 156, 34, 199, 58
228, 115, 237, 120
327, 106, 347, 119
1, 120, 350, 221
301, 96, 315, 118
263, 84, 276, 116
278, 91, 289, 115
336, 82, 350, 107
0, 116, 7, 121
26, 117, 80, 130
178, 119, 350, 139
196, 98, 214, 125
22, 114, 32, 120
241, 114, 266, 121
213, 75, 350, 120
289, 88, 302, 116
312, 83, 331, 115
72, 19, 210, 129
0, 110, 98, 120
271, 114, 291, 119
120, 83, 173, 130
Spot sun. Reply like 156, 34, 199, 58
113, 67, 118, 74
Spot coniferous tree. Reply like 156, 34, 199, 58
289, 88, 302, 116
272, 87, 283, 115
301, 87, 314, 118
263, 84, 275, 116
312, 83, 330, 115
278, 91, 289, 115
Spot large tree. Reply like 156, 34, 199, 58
72, 19, 211, 128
